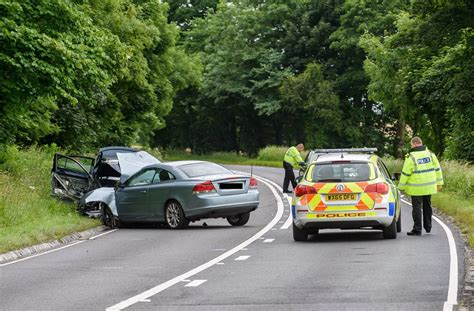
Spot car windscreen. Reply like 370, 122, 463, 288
179, 163, 232, 178
307, 162, 377, 182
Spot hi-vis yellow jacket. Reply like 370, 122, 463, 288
284, 146, 304, 167
398, 146, 444, 196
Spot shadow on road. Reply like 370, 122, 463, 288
306, 230, 384, 243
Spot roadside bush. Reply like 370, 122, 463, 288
257, 146, 287, 162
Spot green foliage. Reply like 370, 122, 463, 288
360, 0, 474, 160
0, 0, 198, 151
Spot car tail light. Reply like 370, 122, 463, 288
295, 185, 317, 197
249, 177, 257, 189
193, 181, 216, 194
364, 183, 389, 194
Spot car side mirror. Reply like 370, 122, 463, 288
393, 173, 401, 181
115, 181, 125, 190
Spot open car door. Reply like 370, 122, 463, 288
51, 154, 95, 201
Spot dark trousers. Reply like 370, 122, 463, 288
283, 161, 297, 192
411, 195, 432, 232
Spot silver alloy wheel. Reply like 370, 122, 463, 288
166, 202, 180, 228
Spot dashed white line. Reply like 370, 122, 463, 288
235, 255, 250, 261
401, 198, 458, 310
185, 280, 207, 287
263, 239, 275, 243
105, 175, 284, 311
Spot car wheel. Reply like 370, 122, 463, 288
165, 201, 189, 229
293, 222, 308, 241
227, 212, 250, 226
383, 216, 397, 239
396, 211, 402, 233
100, 203, 120, 229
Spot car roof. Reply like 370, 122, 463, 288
313, 153, 378, 163
163, 160, 211, 167
99, 146, 138, 153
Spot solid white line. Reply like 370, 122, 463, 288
89, 229, 118, 240
0, 241, 86, 267
280, 194, 293, 230
185, 280, 207, 287
263, 239, 275, 243
235, 255, 250, 261
1, 228, 120, 267
401, 198, 458, 310
105, 176, 284, 311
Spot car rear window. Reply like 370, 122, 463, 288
179, 163, 231, 178
307, 162, 377, 182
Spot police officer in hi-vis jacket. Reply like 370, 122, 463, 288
282, 144, 305, 194
398, 137, 444, 236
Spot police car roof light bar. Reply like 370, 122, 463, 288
312, 148, 378, 154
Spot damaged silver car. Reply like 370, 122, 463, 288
51, 146, 160, 216
80, 161, 260, 229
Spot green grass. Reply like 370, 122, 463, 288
0, 146, 99, 254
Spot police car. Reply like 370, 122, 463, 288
292, 148, 401, 241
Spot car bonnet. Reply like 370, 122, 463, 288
117, 151, 160, 182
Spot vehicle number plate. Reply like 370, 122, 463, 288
326, 194, 357, 201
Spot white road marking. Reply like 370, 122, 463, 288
89, 229, 118, 240
401, 199, 458, 310
0, 241, 86, 267
241, 248, 248, 251
234, 170, 293, 230
280, 194, 293, 230
105, 176, 284, 311
138, 299, 150, 303
185, 280, 207, 287
1, 228, 120, 267
235, 255, 250, 261
263, 239, 274, 243
216, 262, 224, 265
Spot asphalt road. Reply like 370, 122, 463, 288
0, 165, 463, 311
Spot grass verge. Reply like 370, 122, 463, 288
0, 145, 99, 254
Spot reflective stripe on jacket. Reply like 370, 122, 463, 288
283, 146, 303, 167
398, 146, 444, 196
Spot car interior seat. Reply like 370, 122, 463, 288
159, 170, 170, 182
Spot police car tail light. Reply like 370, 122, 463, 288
295, 185, 317, 197
364, 183, 389, 195
249, 177, 258, 189
193, 181, 216, 194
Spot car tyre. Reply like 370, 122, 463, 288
396, 211, 402, 233
165, 200, 189, 229
100, 203, 121, 229
383, 216, 397, 239
293, 222, 308, 241
227, 212, 250, 226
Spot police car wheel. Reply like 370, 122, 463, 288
293, 222, 308, 241
383, 216, 397, 239
396, 212, 402, 233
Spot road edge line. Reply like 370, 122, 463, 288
105, 175, 284, 311
401, 198, 458, 310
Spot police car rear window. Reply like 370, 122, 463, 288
308, 162, 377, 182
